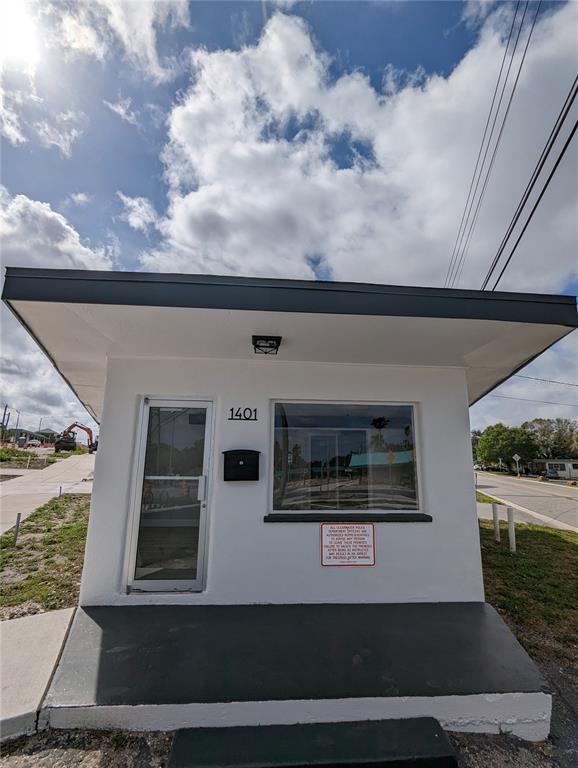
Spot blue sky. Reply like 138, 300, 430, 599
0, 0, 576, 434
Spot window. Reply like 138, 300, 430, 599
572, 464, 578, 470
273, 403, 419, 512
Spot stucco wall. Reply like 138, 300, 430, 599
80, 357, 484, 606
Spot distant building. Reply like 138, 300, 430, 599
8, 428, 51, 446
38, 428, 59, 440
531, 459, 578, 479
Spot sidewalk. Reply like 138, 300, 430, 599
0, 454, 94, 534
0, 608, 75, 741
0, 468, 38, 478
477, 501, 577, 531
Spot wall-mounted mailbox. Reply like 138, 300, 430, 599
223, 449, 260, 481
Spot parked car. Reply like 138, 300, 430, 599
26, 439, 41, 448
541, 468, 559, 480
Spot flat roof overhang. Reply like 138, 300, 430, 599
3, 268, 577, 422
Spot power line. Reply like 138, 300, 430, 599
489, 394, 578, 407
452, 0, 543, 287
489, 116, 578, 289
514, 374, 578, 387
443, 0, 522, 288
481, 72, 578, 289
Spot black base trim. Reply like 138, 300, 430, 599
46, 603, 548, 708
169, 718, 458, 768
264, 513, 432, 523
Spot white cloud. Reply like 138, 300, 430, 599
0, 86, 27, 145
144, 102, 166, 129
117, 191, 159, 233
461, 1, 499, 30
103, 96, 139, 126
382, 63, 426, 97
48, 0, 190, 83
0, 186, 112, 272
142, 6, 577, 294
1, 89, 86, 157
52, 7, 108, 61
34, 110, 86, 158
66, 192, 92, 207
100, 0, 189, 82
0, 187, 112, 432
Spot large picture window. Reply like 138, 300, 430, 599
273, 402, 419, 512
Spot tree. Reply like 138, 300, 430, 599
506, 427, 540, 462
476, 423, 539, 466
476, 424, 510, 465
370, 417, 389, 450
522, 418, 578, 459
471, 429, 482, 461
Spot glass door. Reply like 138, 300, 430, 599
129, 399, 212, 591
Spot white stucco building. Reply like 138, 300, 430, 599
3, 267, 577, 744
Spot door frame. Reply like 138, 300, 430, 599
125, 396, 214, 593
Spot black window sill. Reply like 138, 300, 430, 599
263, 513, 432, 523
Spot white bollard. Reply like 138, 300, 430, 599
492, 503, 500, 543
507, 507, 516, 553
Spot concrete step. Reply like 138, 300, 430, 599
168, 718, 458, 768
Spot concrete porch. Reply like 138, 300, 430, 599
42, 602, 551, 741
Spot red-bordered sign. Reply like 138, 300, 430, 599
320, 523, 376, 567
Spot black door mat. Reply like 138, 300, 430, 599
168, 718, 458, 768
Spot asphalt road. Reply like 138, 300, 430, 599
476, 472, 578, 532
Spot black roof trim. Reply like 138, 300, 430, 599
2, 267, 577, 327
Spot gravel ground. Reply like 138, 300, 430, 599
2, 668, 576, 768
0, 731, 173, 767
0, 728, 567, 768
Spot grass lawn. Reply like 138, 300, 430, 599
0, 446, 89, 470
479, 519, 578, 664
476, 490, 498, 504
0, 447, 34, 461
0, 494, 89, 620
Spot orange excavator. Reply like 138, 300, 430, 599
54, 423, 98, 453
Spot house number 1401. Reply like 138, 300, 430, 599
228, 407, 257, 421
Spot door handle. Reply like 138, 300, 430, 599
197, 475, 207, 502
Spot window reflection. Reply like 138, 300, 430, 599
273, 403, 419, 511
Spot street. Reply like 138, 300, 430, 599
477, 472, 578, 532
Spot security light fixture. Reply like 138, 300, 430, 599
252, 335, 282, 355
